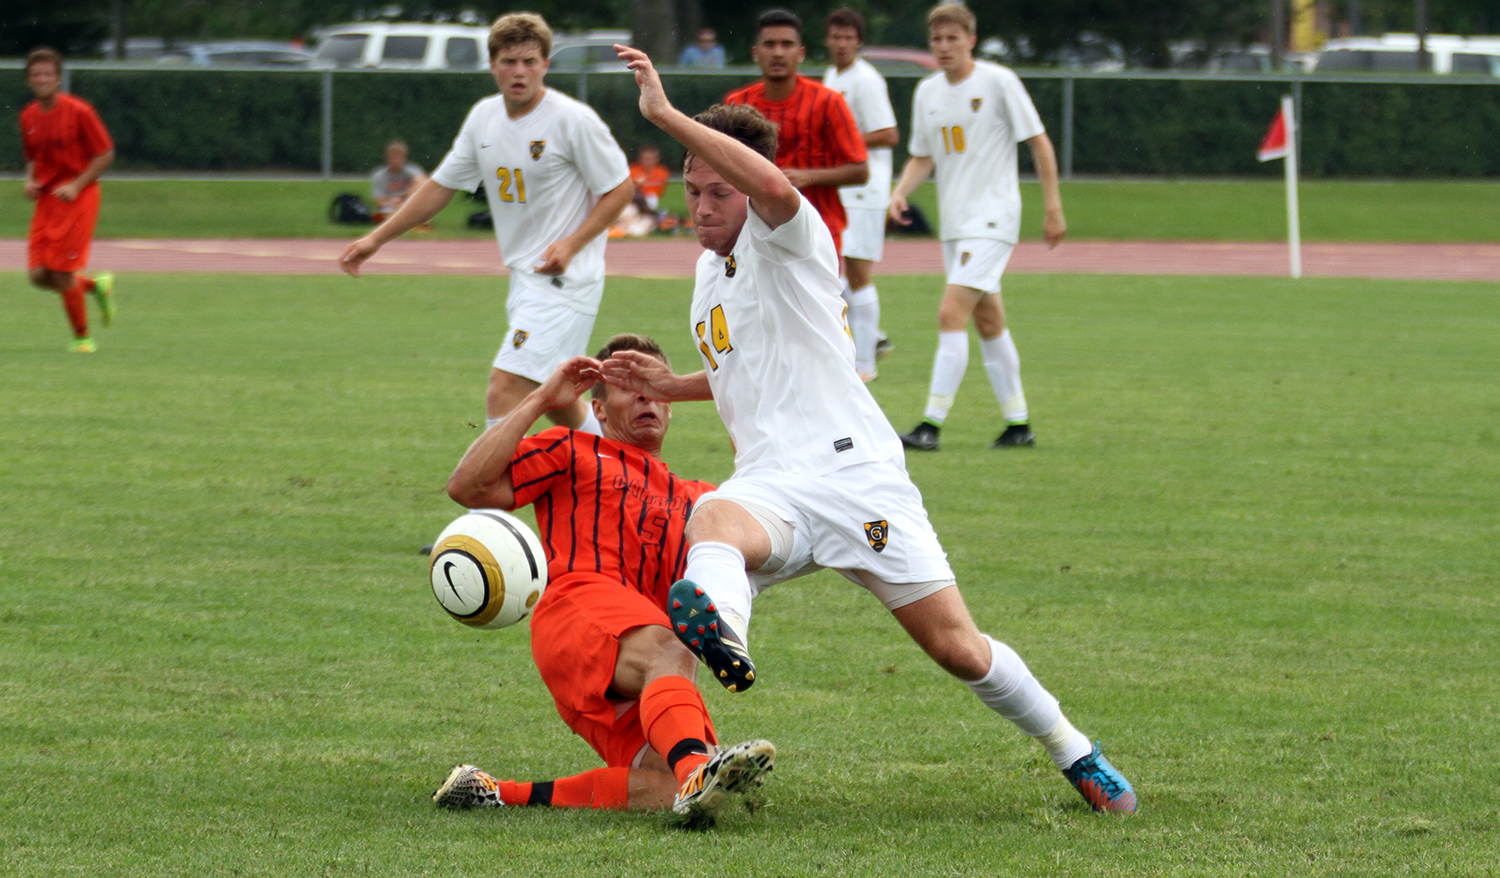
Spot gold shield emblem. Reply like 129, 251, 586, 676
864, 520, 889, 553
971, 98, 983, 111
960, 251, 972, 266
724, 254, 737, 277
512, 329, 529, 349
530, 140, 545, 160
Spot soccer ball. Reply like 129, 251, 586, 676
428, 511, 549, 629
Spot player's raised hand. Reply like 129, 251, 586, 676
339, 235, 381, 277
599, 349, 679, 401
615, 45, 672, 124
536, 355, 601, 410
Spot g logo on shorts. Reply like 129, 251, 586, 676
512, 329, 530, 349
864, 520, 889, 553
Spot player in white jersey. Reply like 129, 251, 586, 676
340, 13, 633, 434
601, 43, 1137, 814
822, 7, 899, 380
889, 4, 1066, 452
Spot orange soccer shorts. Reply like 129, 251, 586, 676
28, 186, 101, 274
529, 571, 716, 768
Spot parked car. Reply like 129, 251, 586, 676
858, 46, 938, 73
155, 41, 314, 67
1314, 34, 1500, 75
978, 34, 1124, 71
548, 30, 632, 70
312, 22, 491, 71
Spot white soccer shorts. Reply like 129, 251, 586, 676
702, 455, 957, 611
491, 273, 601, 383
841, 206, 888, 263
942, 238, 1015, 295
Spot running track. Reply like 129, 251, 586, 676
3, 238, 1497, 281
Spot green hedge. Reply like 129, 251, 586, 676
2, 68, 1497, 178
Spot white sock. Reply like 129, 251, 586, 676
980, 330, 1027, 423
576, 407, 602, 436
845, 283, 881, 375
1036, 715, 1095, 771
965, 634, 1063, 737
682, 541, 754, 648
923, 331, 968, 424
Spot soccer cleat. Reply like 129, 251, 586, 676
857, 370, 877, 383
70, 336, 97, 353
92, 273, 115, 327
672, 738, 777, 820
432, 764, 505, 809
1063, 743, 1137, 814
875, 332, 894, 361
668, 579, 756, 693
993, 423, 1036, 448
899, 421, 940, 451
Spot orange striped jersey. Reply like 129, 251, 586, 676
508, 427, 715, 609
21, 93, 113, 194
724, 77, 867, 249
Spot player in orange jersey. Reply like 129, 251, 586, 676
433, 334, 775, 824
20, 47, 116, 353
629, 143, 671, 213
724, 9, 867, 255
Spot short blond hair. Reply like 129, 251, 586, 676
26, 46, 63, 76
488, 12, 552, 60
927, 3, 977, 35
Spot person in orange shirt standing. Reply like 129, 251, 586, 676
724, 9, 867, 256
21, 47, 116, 353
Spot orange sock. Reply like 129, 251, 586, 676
496, 767, 629, 809
639, 675, 715, 786
60, 279, 89, 337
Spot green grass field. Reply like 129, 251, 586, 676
2, 270, 1498, 876
2, 178, 1497, 242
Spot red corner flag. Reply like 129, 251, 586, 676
1257, 104, 1289, 162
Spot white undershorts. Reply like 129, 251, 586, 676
697, 455, 957, 610
491, 272, 601, 383
841, 206, 887, 263
942, 238, 1015, 295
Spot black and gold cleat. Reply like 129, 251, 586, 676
668, 579, 756, 693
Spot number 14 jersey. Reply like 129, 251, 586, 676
691, 196, 903, 478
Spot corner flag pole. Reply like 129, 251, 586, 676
1282, 94, 1302, 279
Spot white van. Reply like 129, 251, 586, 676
313, 22, 490, 71
1315, 34, 1500, 75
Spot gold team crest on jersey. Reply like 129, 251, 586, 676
724, 254, 737, 277
530, 141, 545, 160
864, 520, 889, 553
960, 251, 972, 266
512, 329, 529, 349
971, 98, 983, 112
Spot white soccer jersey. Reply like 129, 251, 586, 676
691, 196, 904, 477
909, 60, 1045, 243
823, 57, 897, 212
432, 88, 630, 312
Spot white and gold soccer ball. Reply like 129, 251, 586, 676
428, 511, 548, 629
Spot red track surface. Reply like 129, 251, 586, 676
3, 237, 1498, 281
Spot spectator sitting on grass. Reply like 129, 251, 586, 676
370, 140, 428, 223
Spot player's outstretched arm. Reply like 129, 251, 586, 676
447, 356, 603, 509
599, 350, 712, 402
615, 45, 800, 229
889, 155, 934, 225
339, 177, 457, 277
1025, 133, 1067, 248
534, 177, 635, 275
